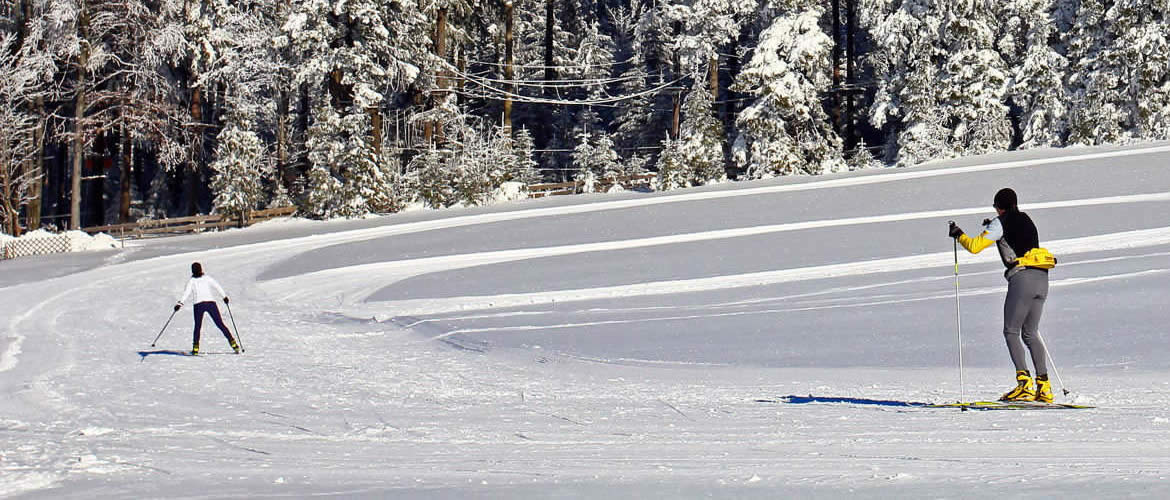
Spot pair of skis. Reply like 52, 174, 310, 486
759, 395, 1093, 411
924, 400, 1092, 410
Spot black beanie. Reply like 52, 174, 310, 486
994, 188, 1018, 212
191, 262, 203, 277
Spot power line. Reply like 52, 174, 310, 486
450, 66, 684, 107
465, 55, 640, 70
437, 72, 660, 88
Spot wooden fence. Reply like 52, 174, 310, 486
527, 173, 657, 199
81, 206, 298, 240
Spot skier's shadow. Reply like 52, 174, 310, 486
137, 349, 190, 361
138, 349, 235, 361
757, 395, 927, 407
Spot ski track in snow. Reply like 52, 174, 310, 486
4, 145, 1170, 497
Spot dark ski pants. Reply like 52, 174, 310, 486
193, 301, 234, 346
1003, 268, 1049, 376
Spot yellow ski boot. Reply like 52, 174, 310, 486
1000, 370, 1036, 401
1035, 375, 1054, 403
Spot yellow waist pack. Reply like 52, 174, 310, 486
1017, 248, 1057, 269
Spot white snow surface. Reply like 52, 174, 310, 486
4, 143, 1170, 498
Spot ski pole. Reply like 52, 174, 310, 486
952, 229, 966, 404
225, 301, 245, 352
1037, 333, 1070, 396
151, 309, 178, 347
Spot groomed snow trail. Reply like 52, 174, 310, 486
4, 144, 1170, 498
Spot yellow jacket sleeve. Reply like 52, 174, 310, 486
958, 231, 995, 254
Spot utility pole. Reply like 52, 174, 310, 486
845, 0, 858, 150
426, 7, 449, 145
831, 0, 843, 136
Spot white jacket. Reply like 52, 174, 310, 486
178, 275, 228, 305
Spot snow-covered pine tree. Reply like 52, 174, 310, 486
1064, 0, 1126, 145
283, 0, 425, 218
303, 161, 344, 218
675, 74, 727, 185
509, 127, 542, 185
656, 136, 689, 190
663, 0, 758, 76
269, 181, 294, 209
870, 0, 946, 165
567, 19, 616, 167
210, 117, 268, 221
452, 130, 497, 207
1004, 0, 1069, 149
847, 138, 884, 171
938, 0, 1012, 156
410, 149, 457, 209
303, 103, 389, 217
571, 128, 621, 188
339, 111, 398, 215
610, 2, 657, 158
871, 0, 1012, 165
1103, 0, 1170, 141
731, 5, 846, 178
940, 48, 1011, 155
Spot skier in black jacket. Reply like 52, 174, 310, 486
949, 188, 1057, 402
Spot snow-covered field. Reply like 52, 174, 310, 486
4, 143, 1170, 498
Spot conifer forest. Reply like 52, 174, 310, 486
1, 0, 1167, 235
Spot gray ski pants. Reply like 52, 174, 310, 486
1003, 268, 1049, 376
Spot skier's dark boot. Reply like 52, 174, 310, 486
1000, 370, 1036, 401
191, 344, 200, 356
229, 340, 240, 354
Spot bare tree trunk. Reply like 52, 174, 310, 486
709, 56, 718, 103
119, 121, 132, 223
369, 107, 382, 156
671, 91, 681, 140
16, 0, 41, 232
27, 95, 44, 230
1, 149, 17, 235
70, 0, 91, 229
504, 0, 515, 131
188, 86, 203, 215
276, 89, 289, 183
71, 58, 87, 229
670, 22, 682, 140
429, 7, 449, 145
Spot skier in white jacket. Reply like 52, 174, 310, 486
176, 262, 239, 355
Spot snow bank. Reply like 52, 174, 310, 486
491, 181, 529, 203
15, 228, 56, 240
67, 231, 118, 251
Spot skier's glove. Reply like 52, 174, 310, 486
223, 297, 230, 304
174, 304, 181, 312
948, 222, 964, 239
982, 218, 992, 227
